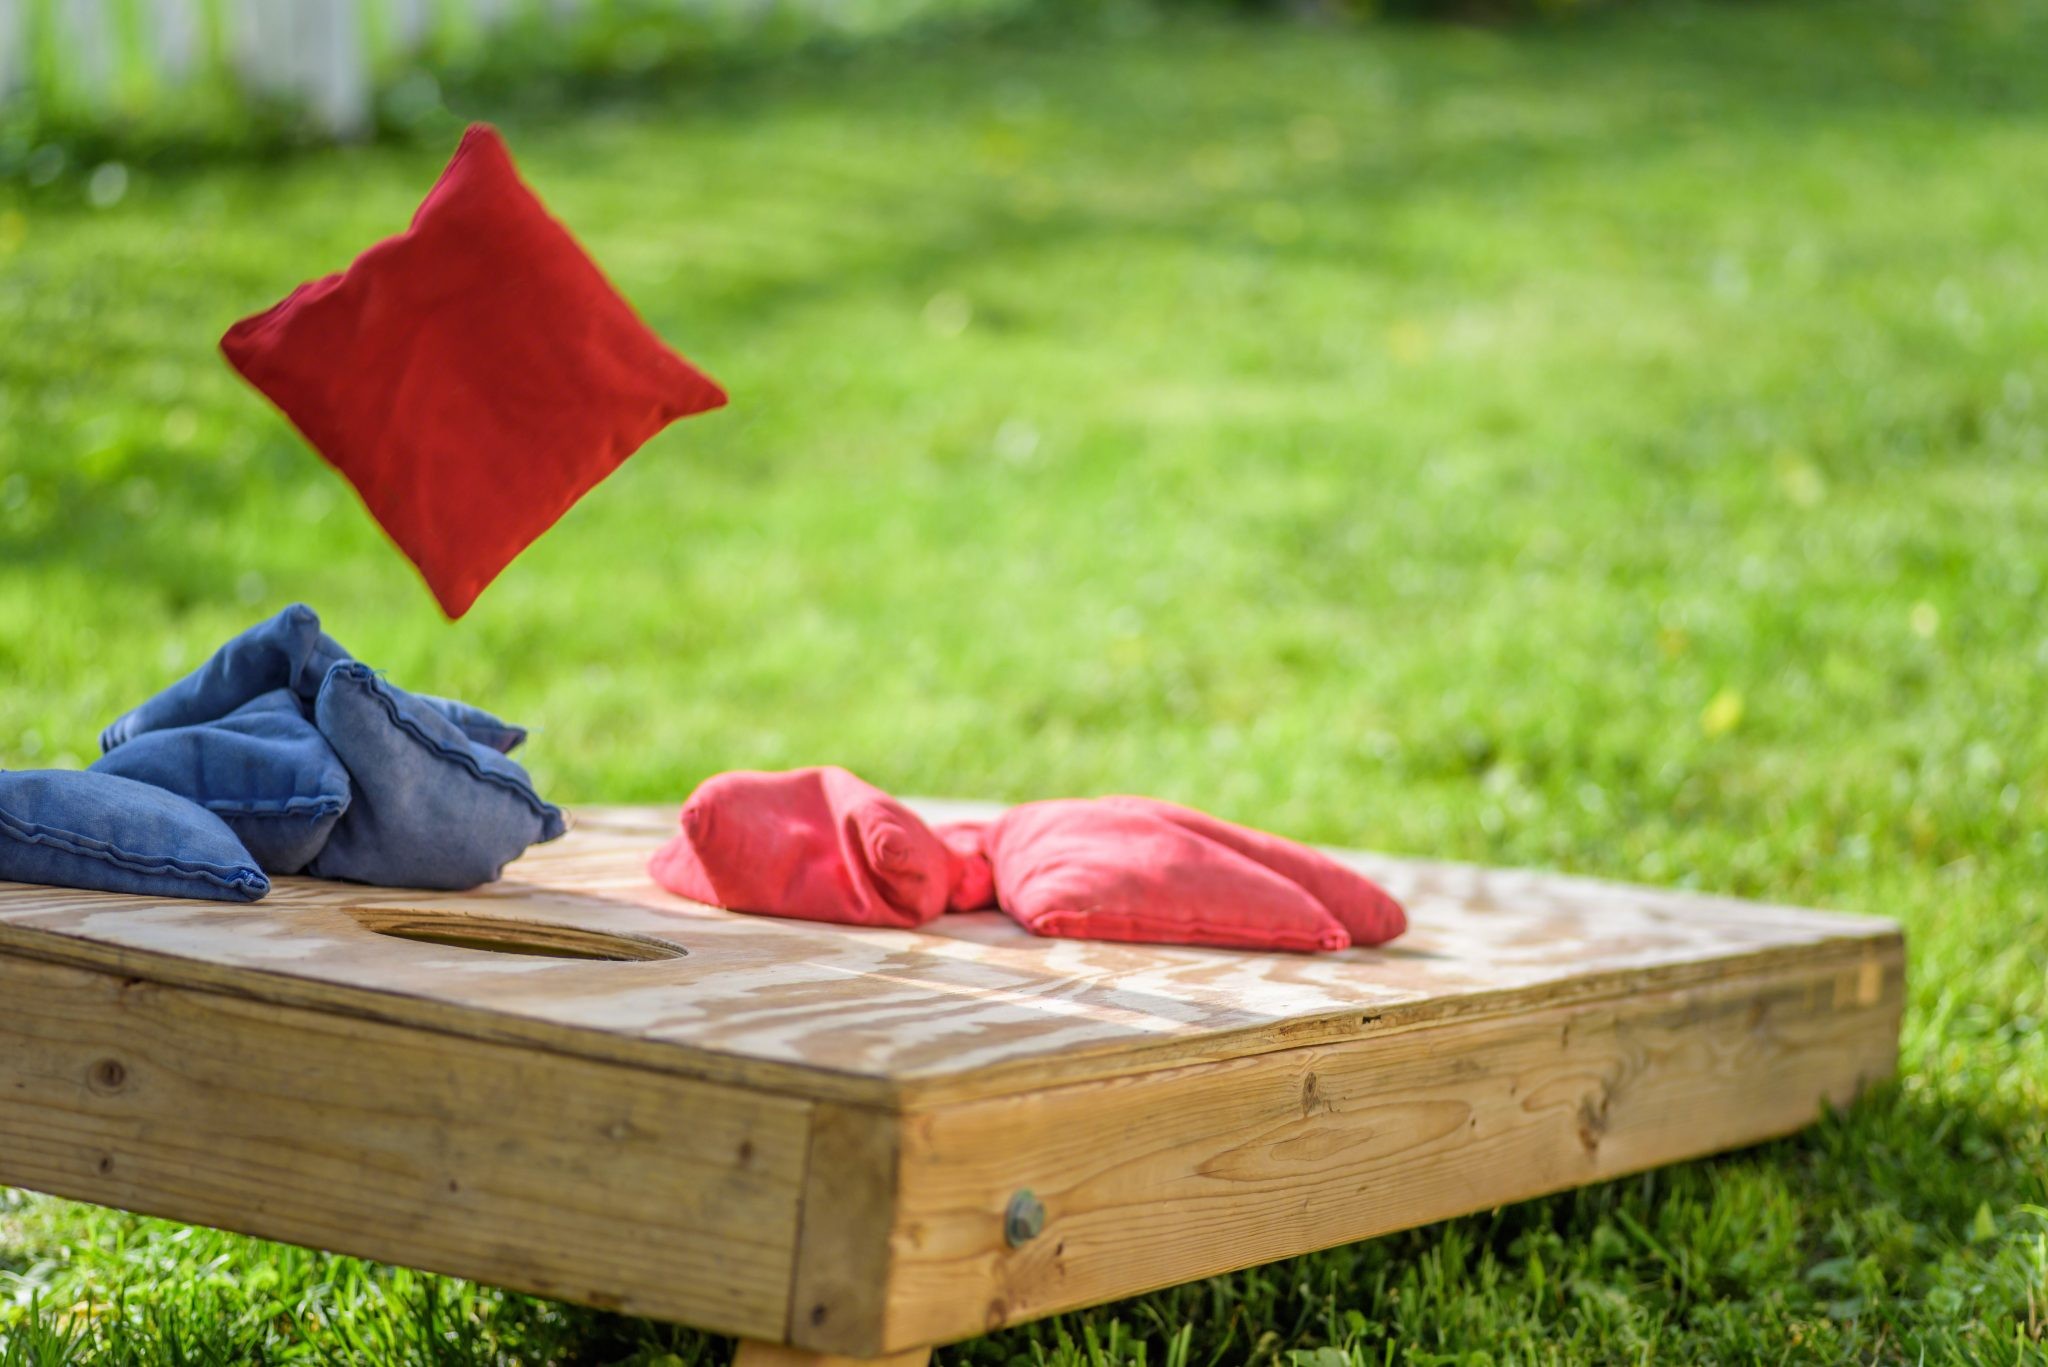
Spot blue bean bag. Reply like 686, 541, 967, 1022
100, 604, 346, 753
91, 689, 352, 875
103, 603, 529, 756
307, 664, 564, 890
0, 769, 269, 902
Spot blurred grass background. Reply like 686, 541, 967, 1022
5, 0, 2048, 1360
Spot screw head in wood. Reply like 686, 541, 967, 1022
1005, 1189, 1046, 1246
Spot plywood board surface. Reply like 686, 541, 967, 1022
0, 804, 1900, 1108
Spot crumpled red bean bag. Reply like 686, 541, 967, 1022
221, 124, 727, 619
651, 767, 1405, 954
1096, 795, 1406, 947
943, 800, 1339, 953
648, 767, 962, 929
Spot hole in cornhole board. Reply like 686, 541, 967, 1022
343, 907, 686, 962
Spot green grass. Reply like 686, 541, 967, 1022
5, 0, 2048, 1359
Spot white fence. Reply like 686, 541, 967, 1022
3, 0, 981, 137
0, 0, 655, 137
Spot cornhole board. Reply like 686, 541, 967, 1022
0, 804, 1902, 1367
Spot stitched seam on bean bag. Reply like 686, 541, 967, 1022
0, 811, 268, 893
348, 668, 559, 820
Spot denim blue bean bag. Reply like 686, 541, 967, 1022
102, 603, 529, 757
90, 690, 352, 875
84, 605, 548, 889
0, 769, 269, 901
307, 664, 565, 890
100, 604, 347, 753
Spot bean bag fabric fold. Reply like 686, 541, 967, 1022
307, 664, 565, 890
100, 604, 346, 753
980, 799, 1352, 953
1097, 796, 1405, 947
90, 690, 351, 875
648, 766, 957, 929
937, 820, 995, 914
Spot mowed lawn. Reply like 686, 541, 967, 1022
5, 0, 2048, 1359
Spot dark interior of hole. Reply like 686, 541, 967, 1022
356, 922, 681, 962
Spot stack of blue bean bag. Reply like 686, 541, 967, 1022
0, 606, 564, 902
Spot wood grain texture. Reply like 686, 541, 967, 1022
789, 1103, 902, 1354
0, 805, 1904, 1109
873, 944, 1903, 1351
0, 955, 811, 1338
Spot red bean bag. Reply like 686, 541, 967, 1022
648, 767, 958, 929
1097, 796, 1406, 946
221, 124, 727, 619
651, 769, 1406, 954
969, 799, 1353, 953
937, 820, 995, 912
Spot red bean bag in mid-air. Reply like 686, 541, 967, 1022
221, 124, 727, 619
